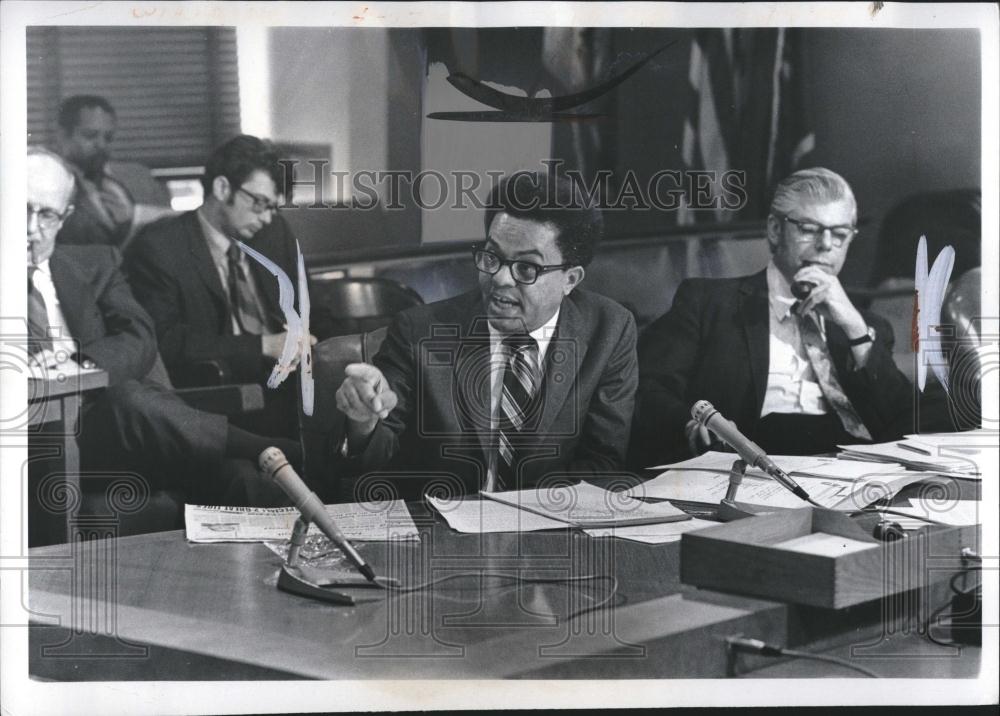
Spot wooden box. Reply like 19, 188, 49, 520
680, 507, 979, 609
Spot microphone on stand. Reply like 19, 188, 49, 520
690, 400, 811, 503
259, 447, 376, 582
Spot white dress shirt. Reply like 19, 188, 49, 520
482, 308, 560, 491
196, 209, 271, 335
760, 261, 830, 417
30, 259, 77, 365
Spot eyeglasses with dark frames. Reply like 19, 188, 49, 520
775, 213, 857, 247
236, 186, 281, 214
472, 248, 573, 285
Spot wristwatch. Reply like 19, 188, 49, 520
848, 325, 877, 346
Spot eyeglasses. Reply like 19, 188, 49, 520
777, 214, 857, 248
473, 248, 572, 285
27, 203, 71, 231
236, 186, 281, 214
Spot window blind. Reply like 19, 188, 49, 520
27, 26, 241, 168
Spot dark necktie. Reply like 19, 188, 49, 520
494, 334, 542, 491
27, 267, 52, 355
797, 312, 873, 440
226, 243, 265, 335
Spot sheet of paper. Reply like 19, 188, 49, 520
891, 499, 983, 527
648, 451, 830, 474
645, 450, 907, 483
427, 495, 568, 533
774, 532, 877, 557
838, 440, 980, 476
626, 469, 929, 510
482, 481, 689, 527
585, 517, 718, 544
184, 500, 419, 543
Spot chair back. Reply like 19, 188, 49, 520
301, 327, 388, 500
313, 277, 423, 334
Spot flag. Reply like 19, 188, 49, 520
679, 29, 815, 274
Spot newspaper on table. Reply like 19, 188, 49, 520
184, 499, 419, 543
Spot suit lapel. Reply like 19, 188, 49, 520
739, 271, 770, 416
245, 224, 286, 330
49, 249, 98, 345
184, 212, 230, 316
538, 295, 585, 435
452, 297, 494, 457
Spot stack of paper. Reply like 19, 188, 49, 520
482, 481, 691, 528
626, 468, 928, 511
649, 451, 906, 482
837, 438, 980, 477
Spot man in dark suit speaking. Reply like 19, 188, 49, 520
335, 173, 638, 498
632, 167, 912, 466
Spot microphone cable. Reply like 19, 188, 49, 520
726, 636, 880, 678
372, 572, 620, 622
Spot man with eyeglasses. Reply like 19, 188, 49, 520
125, 135, 334, 438
26, 148, 303, 538
631, 167, 912, 466
334, 172, 638, 498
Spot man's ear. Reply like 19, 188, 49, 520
765, 214, 782, 252
212, 175, 232, 202
563, 266, 586, 295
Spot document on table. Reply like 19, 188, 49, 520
838, 439, 981, 477
890, 498, 983, 529
184, 500, 420, 543
643, 451, 904, 482
481, 481, 691, 528
585, 517, 717, 544
426, 495, 568, 533
626, 469, 930, 510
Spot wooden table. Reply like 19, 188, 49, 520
27, 369, 108, 543
27, 500, 980, 681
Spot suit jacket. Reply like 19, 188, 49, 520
631, 270, 913, 467
49, 245, 157, 386
347, 289, 639, 497
124, 211, 334, 384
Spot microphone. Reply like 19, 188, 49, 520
690, 400, 811, 502
259, 447, 376, 582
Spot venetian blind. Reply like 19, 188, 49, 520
27, 26, 241, 168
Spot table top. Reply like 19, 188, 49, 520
27, 499, 979, 681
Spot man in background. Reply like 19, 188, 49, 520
52, 94, 175, 247
125, 134, 334, 438
27, 148, 294, 540
632, 167, 912, 466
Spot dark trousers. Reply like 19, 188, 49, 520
753, 412, 861, 456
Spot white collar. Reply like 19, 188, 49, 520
766, 261, 798, 322
488, 306, 561, 360
196, 208, 237, 262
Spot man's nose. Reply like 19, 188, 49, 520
27, 210, 41, 236
492, 263, 518, 288
815, 229, 835, 250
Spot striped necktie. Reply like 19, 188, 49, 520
798, 312, 873, 440
493, 333, 542, 491
226, 243, 265, 335
27, 267, 52, 355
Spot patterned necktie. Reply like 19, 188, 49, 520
27, 267, 52, 355
226, 243, 265, 335
798, 312, 873, 440
493, 334, 542, 491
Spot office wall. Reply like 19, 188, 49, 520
266, 27, 981, 307
805, 29, 981, 285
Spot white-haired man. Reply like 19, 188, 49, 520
632, 167, 912, 466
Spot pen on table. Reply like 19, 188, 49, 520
897, 442, 932, 456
